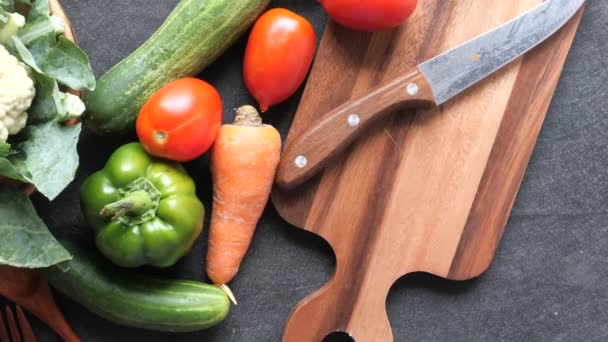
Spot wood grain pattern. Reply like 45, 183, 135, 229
271, 1, 584, 341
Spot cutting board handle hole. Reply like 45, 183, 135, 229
323, 331, 355, 342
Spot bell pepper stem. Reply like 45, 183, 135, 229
100, 190, 155, 220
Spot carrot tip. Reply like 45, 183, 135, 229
218, 284, 238, 305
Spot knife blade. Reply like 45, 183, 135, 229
276, 0, 585, 190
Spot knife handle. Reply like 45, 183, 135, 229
276, 67, 436, 189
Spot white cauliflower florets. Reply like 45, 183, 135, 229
0, 44, 35, 142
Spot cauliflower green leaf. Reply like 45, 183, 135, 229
11, 35, 42, 72
1, 0, 31, 12
28, 71, 85, 124
27, 0, 47, 21
28, 36, 96, 91
0, 1, 12, 11
0, 154, 31, 183
0, 184, 71, 268
26, 70, 59, 123
21, 121, 81, 200
0, 142, 9, 158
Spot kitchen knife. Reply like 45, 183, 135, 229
276, 0, 585, 190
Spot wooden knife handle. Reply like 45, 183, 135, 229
276, 67, 436, 189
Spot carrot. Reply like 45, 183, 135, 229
206, 105, 281, 289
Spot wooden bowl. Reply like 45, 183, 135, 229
49, 0, 77, 44
1, 0, 80, 195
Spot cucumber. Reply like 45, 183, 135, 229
85, 0, 270, 134
45, 240, 230, 333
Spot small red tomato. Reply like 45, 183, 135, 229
319, 0, 417, 32
244, 8, 316, 112
136, 78, 222, 162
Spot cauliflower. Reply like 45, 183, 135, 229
0, 44, 35, 142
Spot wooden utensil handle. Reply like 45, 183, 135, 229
276, 67, 435, 189
0, 266, 79, 342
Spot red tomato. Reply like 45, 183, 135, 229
319, 0, 417, 32
136, 78, 222, 162
244, 8, 316, 112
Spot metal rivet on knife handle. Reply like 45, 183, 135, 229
348, 114, 361, 127
295, 155, 308, 169
406, 83, 419, 96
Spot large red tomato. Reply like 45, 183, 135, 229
136, 78, 222, 162
244, 8, 317, 112
319, 0, 417, 32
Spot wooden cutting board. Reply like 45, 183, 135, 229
272, 1, 584, 341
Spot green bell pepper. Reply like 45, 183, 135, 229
80, 142, 205, 268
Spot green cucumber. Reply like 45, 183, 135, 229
45, 240, 230, 333
85, 0, 270, 134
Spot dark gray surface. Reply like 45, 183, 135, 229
8, 0, 608, 341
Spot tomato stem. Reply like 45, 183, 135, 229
154, 131, 168, 145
